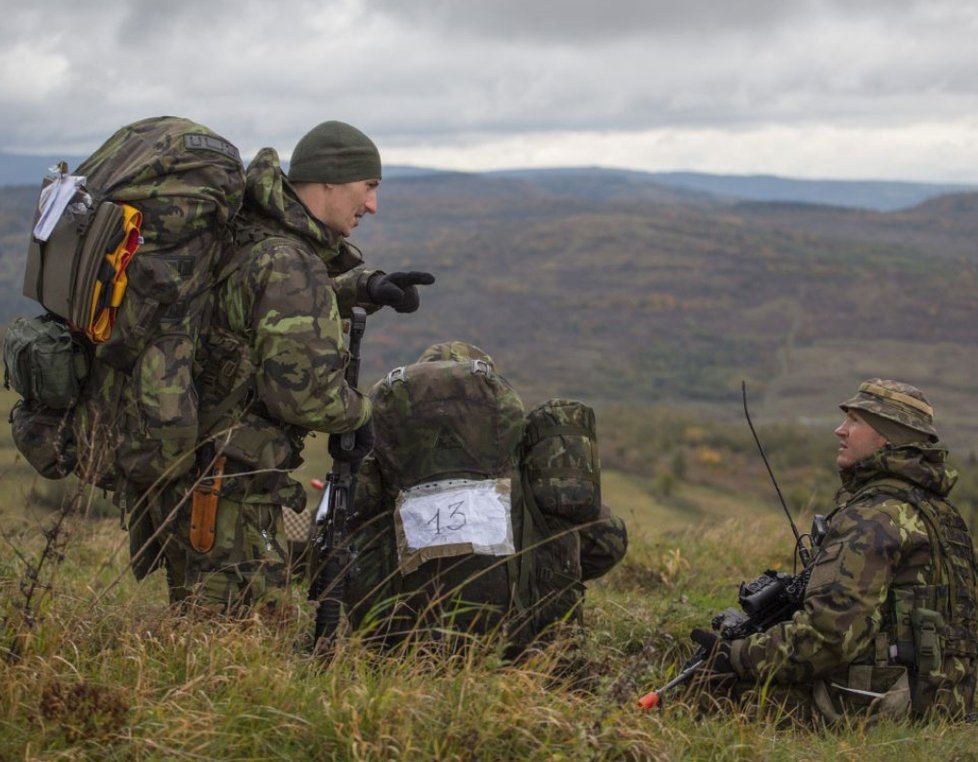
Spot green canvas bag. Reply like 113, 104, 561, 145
3, 313, 88, 410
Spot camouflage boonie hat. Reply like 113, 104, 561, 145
415, 341, 493, 366
839, 379, 938, 442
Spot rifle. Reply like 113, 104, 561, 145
638, 382, 827, 710
309, 307, 367, 646
637, 565, 813, 708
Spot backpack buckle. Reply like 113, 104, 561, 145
471, 359, 493, 379
386, 366, 407, 387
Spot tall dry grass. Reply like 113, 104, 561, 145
3, 497, 976, 760
3, 390, 978, 758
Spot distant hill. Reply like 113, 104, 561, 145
645, 171, 976, 213
1, 169, 976, 454
2, 150, 974, 211
486, 167, 977, 212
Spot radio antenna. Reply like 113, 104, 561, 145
742, 381, 811, 566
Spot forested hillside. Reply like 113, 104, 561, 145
350, 173, 978, 452
2, 173, 976, 452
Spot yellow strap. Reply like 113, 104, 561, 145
860, 382, 933, 417
86, 204, 141, 343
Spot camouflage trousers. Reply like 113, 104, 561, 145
128, 486, 291, 615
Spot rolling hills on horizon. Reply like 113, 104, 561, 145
2, 150, 975, 211
1, 167, 975, 454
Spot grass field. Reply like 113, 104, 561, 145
2, 388, 978, 760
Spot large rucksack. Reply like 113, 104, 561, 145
344, 350, 603, 652
3, 116, 246, 492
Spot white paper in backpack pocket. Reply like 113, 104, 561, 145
394, 478, 515, 572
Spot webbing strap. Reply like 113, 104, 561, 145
874, 633, 890, 666
524, 465, 599, 483
197, 379, 253, 437
856, 480, 945, 589
195, 247, 253, 436
517, 467, 552, 613
523, 422, 591, 449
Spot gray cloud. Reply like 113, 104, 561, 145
369, 0, 933, 41
373, 0, 803, 41
0, 0, 976, 181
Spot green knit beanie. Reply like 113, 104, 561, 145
287, 121, 382, 184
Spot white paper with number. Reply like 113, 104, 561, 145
395, 478, 514, 564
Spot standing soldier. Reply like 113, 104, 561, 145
691, 379, 978, 721
136, 121, 434, 616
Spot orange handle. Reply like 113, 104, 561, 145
637, 691, 660, 710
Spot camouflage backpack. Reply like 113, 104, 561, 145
4, 116, 246, 491
344, 347, 525, 644
520, 398, 601, 525
344, 343, 603, 652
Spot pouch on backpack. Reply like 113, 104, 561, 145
520, 398, 601, 524
9, 400, 77, 479
370, 358, 526, 492
3, 314, 88, 409
23, 164, 143, 341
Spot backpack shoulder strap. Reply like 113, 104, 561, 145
852, 478, 962, 591
514, 464, 555, 613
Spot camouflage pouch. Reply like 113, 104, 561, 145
23, 187, 131, 333
530, 516, 586, 632
578, 503, 628, 581
9, 400, 77, 479
520, 398, 601, 524
370, 358, 525, 490
912, 605, 946, 675
208, 410, 300, 500
112, 330, 200, 486
891, 587, 916, 663
3, 313, 88, 409
890, 584, 951, 710
508, 472, 586, 651
217, 411, 296, 472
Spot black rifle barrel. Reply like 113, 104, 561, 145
311, 307, 367, 646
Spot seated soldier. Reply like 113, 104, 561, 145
688, 379, 978, 723
341, 341, 627, 656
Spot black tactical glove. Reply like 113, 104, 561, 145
328, 419, 374, 464
366, 271, 436, 313
690, 628, 735, 674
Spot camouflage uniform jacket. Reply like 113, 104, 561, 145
199, 148, 377, 509
729, 443, 978, 719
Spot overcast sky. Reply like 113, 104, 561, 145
2, 0, 977, 182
